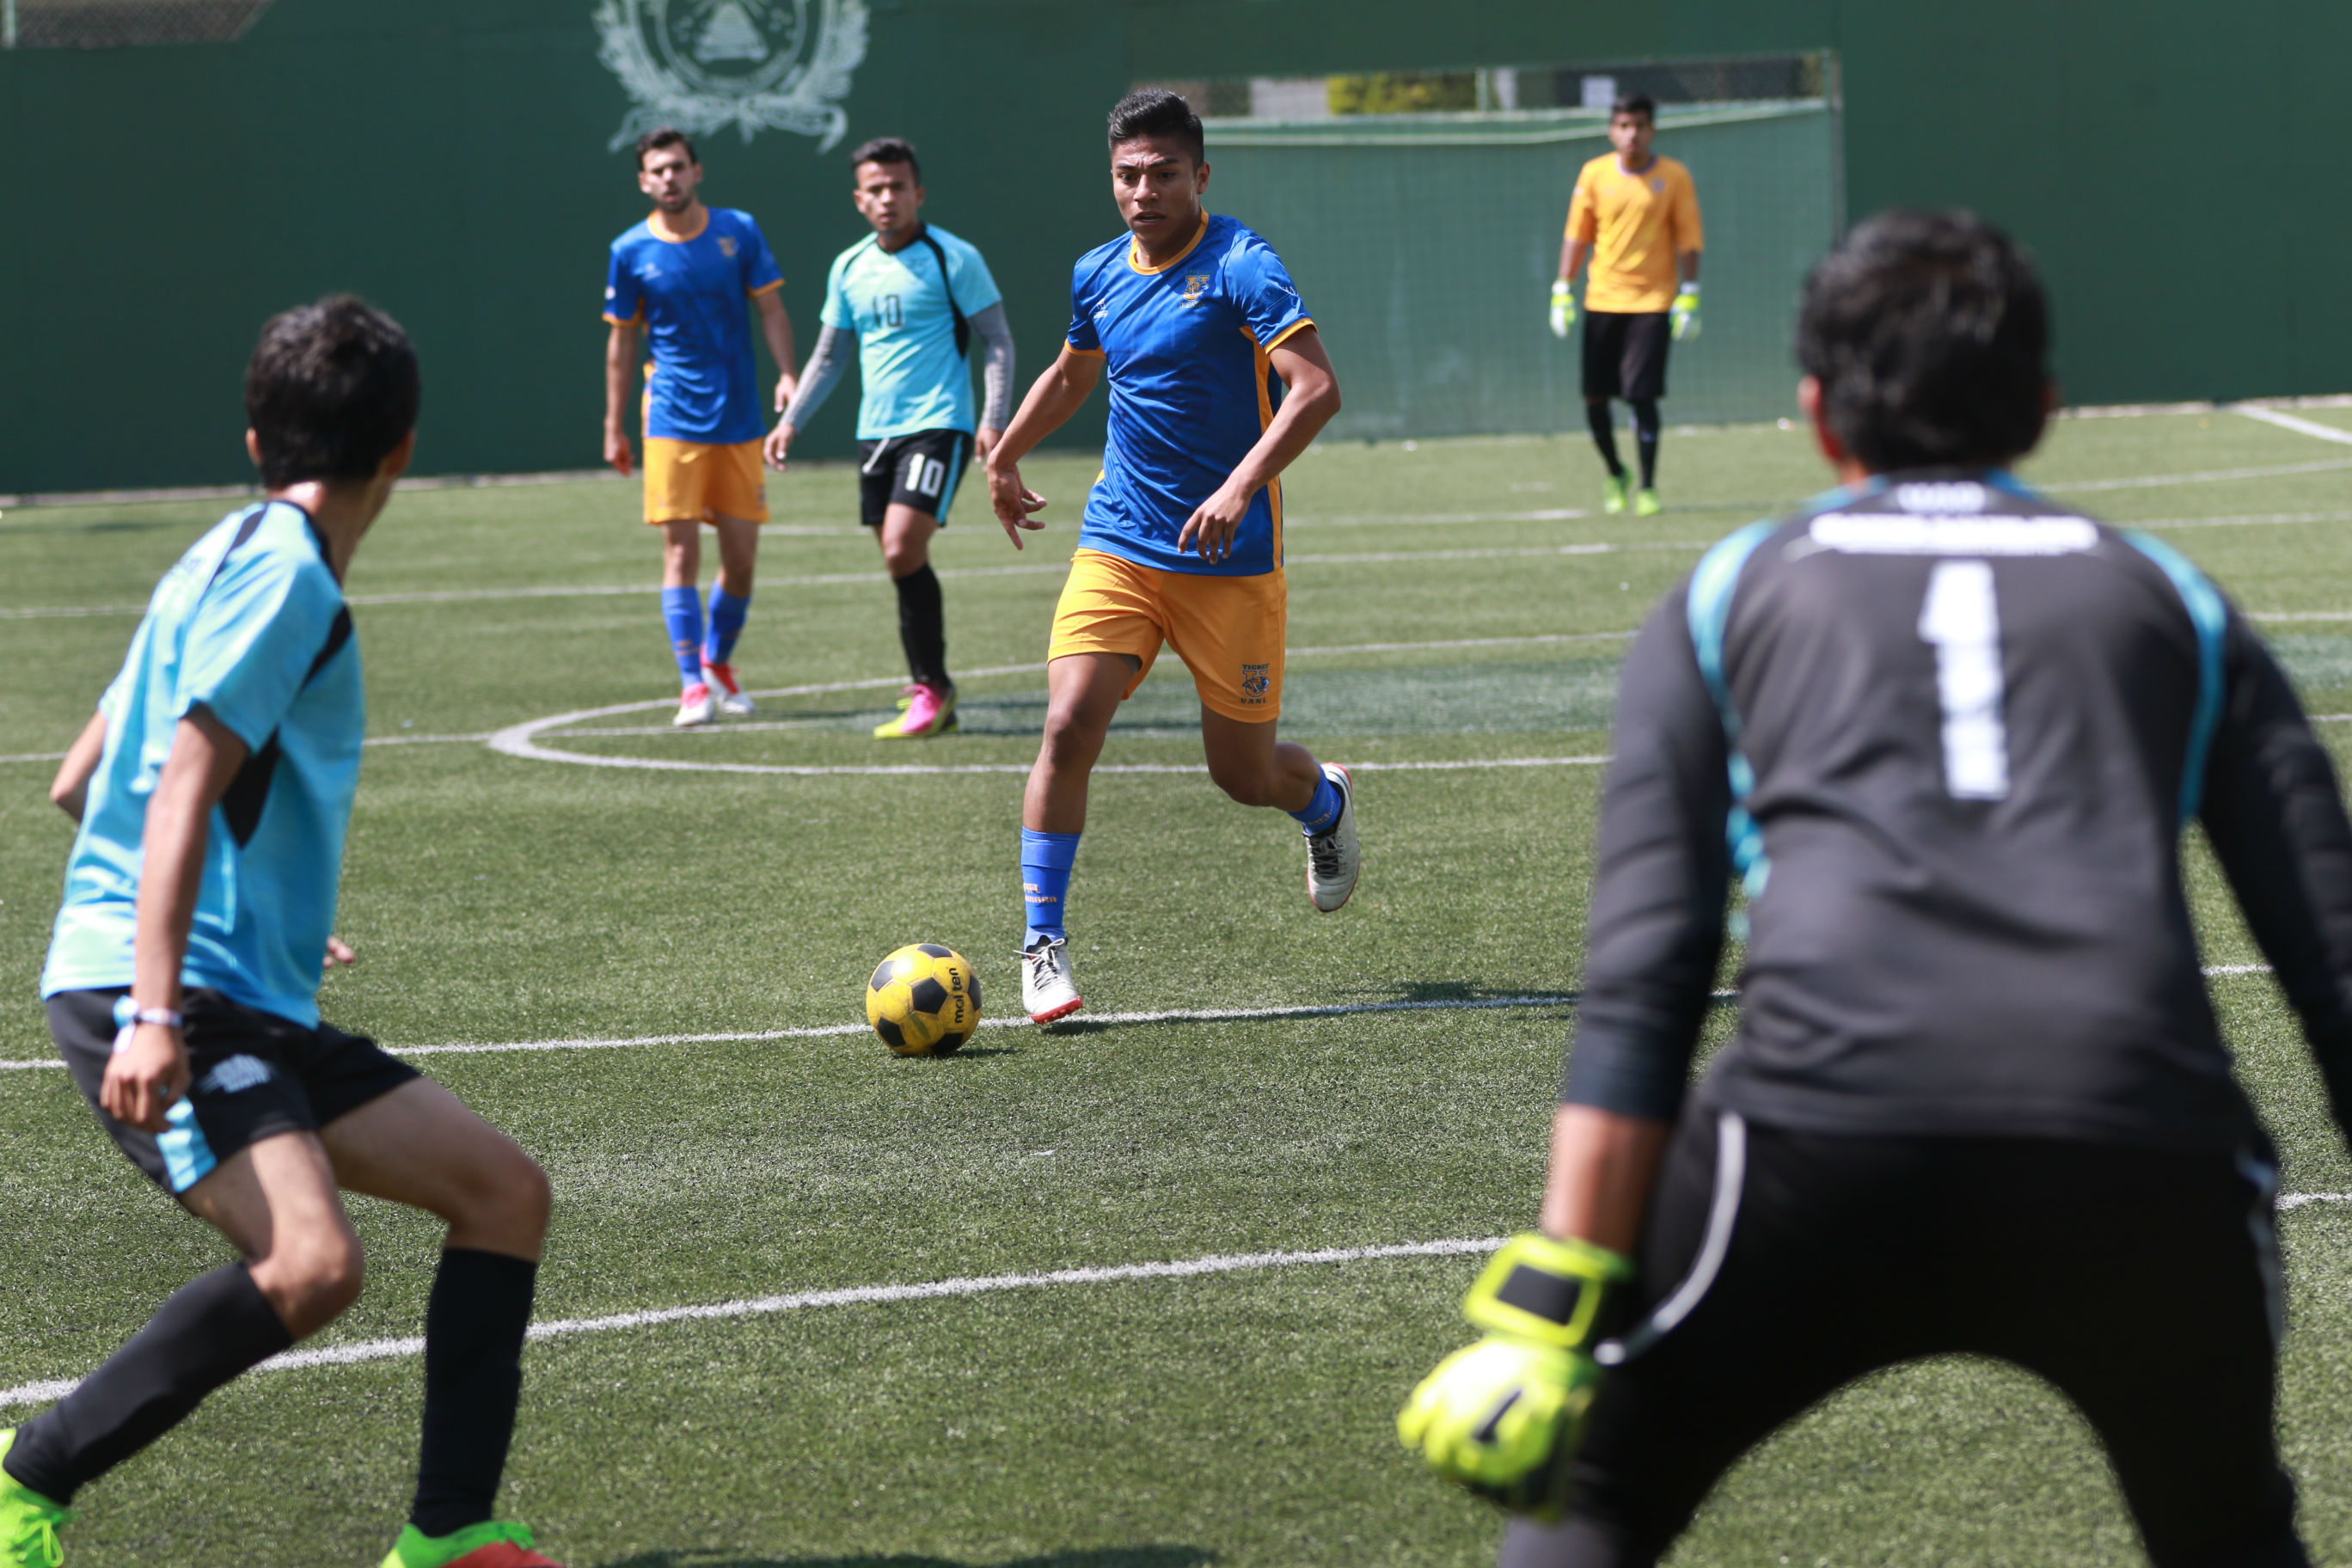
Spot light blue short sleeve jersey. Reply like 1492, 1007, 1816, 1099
819, 224, 1003, 438
43, 501, 364, 1027
604, 207, 786, 444
1063, 214, 1313, 577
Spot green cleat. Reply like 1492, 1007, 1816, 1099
1633, 487, 1663, 517
378, 1519, 561, 1567
0, 1431, 72, 1568
1602, 473, 1629, 514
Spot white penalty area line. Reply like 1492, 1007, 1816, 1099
2232, 405, 2352, 448
0, 1236, 1504, 1410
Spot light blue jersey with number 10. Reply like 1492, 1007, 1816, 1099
820, 224, 1003, 438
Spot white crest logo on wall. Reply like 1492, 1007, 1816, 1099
597, 0, 867, 152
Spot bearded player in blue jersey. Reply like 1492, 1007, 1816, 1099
604, 127, 798, 729
984, 90, 1357, 1023
4, 299, 560, 1568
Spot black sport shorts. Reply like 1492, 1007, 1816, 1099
46, 987, 420, 1197
1499, 1104, 2306, 1568
1581, 310, 1671, 401
857, 429, 972, 530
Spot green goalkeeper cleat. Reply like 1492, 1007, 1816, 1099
378, 1519, 562, 1568
1602, 473, 1629, 514
1633, 487, 1663, 517
0, 1431, 72, 1568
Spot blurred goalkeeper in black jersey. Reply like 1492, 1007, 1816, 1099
1400, 210, 2352, 1568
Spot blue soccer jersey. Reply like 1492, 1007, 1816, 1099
43, 501, 363, 1028
1064, 213, 1314, 577
604, 207, 785, 444
821, 224, 1003, 438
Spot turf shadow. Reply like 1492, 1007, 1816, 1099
595, 1548, 1216, 1568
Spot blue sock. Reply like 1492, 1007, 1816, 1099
1020, 829, 1081, 945
1290, 770, 1344, 836
704, 585, 750, 666
660, 586, 703, 687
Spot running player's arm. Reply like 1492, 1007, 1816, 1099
109, 707, 249, 1132
755, 288, 797, 412
49, 710, 108, 823
1543, 585, 1734, 1249
603, 248, 646, 476
2197, 615, 2352, 1136
1176, 328, 1340, 564
983, 344, 1101, 549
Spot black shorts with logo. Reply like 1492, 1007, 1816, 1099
1581, 310, 1671, 401
1499, 1102, 2303, 1568
46, 986, 420, 1197
857, 429, 972, 529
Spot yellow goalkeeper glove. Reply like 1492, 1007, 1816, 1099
1548, 280, 1576, 340
1398, 1233, 1632, 1518
1670, 283, 1700, 341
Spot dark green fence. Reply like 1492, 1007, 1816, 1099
3, 0, 2345, 493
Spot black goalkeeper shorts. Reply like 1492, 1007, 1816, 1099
1580, 311, 1670, 401
1499, 1106, 2306, 1568
47, 986, 419, 1197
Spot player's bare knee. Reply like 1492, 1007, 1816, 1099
883, 540, 927, 577
254, 1227, 365, 1334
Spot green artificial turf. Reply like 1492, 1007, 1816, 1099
0, 406, 2349, 1565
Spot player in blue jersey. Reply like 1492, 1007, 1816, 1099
3, 299, 562, 1568
983, 90, 1357, 1022
603, 126, 799, 729
766, 136, 1017, 739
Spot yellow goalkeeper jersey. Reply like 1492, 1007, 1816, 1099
1566, 153, 1703, 313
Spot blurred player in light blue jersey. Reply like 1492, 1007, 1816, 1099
768, 136, 1016, 739
983, 90, 1358, 1023
603, 126, 798, 729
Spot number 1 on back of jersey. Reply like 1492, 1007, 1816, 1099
1918, 560, 2010, 800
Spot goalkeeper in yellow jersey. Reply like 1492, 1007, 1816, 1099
1549, 95, 1701, 518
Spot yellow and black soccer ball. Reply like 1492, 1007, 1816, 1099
865, 943, 982, 1057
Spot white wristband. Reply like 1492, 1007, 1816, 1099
1679, 283, 1700, 296
132, 1007, 183, 1030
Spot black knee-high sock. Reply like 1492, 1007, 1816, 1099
3, 1263, 291, 1504
1583, 400, 1624, 478
409, 1249, 537, 1538
1631, 398, 1662, 488
892, 564, 949, 690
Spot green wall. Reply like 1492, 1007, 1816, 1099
3, 0, 2344, 493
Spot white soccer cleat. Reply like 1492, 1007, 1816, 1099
674, 681, 717, 728
702, 661, 756, 716
1020, 935, 1083, 1024
1304, 763, 1360, 913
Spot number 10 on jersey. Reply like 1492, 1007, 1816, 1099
1918, 560, 2010, 800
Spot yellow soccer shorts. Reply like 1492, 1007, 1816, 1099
642, 438, 769, 526
1046, 548, 1287, 723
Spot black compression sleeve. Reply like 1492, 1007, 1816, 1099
2199, 616, 2352, 1135
1562, 585, 1732, 1120
3, 1263, 291, 1504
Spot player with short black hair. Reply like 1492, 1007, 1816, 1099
1406, 210, 2352, 1568
3, 297, 564, 1568
984, 89, 1358, 1022
1550, 95, 1702, 517
604, 126, 799, 727
767, 133, 1017, 739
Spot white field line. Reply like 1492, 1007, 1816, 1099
0, 992, 1589, 1072
0, 1236, 1504, 1410
2136, 510, 2352, 530
2040, 456, 2352, 494
15, 1182, 2352, 1408
0, 971, 2282, 1074
2233, 406, 2352, 448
